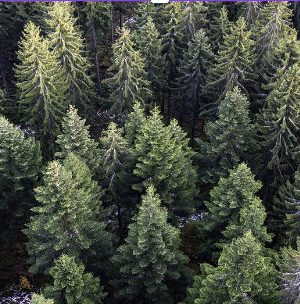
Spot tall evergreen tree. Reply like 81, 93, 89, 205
15, 21, 67, 158
25, 153, 110, 274
198, 88, 257, 185
132, 2, 157, 32
104, 27, 151, 115
111, 186, 190, 304
44, 254, 106, 304
133, 107, 198, 218
193, 231, 278, 304
173, 29, 213, 141
241, 1, 262, 29
56, 105, 99, 175
0, 115, 41, 240
258, 65, 300, 188
203, 17, 256, 111
46, 1, 95, 111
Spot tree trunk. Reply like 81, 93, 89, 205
0, 54, 9, 99
91, 17, 102, 97
110, 7, 115, 44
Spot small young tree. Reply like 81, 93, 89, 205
44, 254, 106, 304
111, 186, 190, 304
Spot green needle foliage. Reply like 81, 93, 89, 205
15, 21, 67, 158
241, 1, 262, 29
25, 153, 109, 274
46, 2, 95, 111
111, 185, 190, 304
56, 105, 99, 175
0, 115, 41, 241
133, 107, 198, 219
193, 231, 278, 304
198, 88, 257, 185
44, 254, 106, 304
203, 17, 256, 111
258, 65, 300, 188
104, 27, 151, 115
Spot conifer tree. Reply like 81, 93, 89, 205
25, 153, 110, 274
132, 2, 157, 31
56, 105, 99, 175
278, 239, 300, 303
0, 115, 41, 240
242, 1, 262, 29
104, 27, 151, 115
46, 1, 95, 111
111, 186, 190, 304
15, 21, 67, 158
135, 16, 167, 106
193, 231, 278, 304
258, 65, 300, 187
133, 107, 198, 218
198, 88, 257, 185
203, 17, 256, 110
173, 29, 213, 140
44, 254, 106, 304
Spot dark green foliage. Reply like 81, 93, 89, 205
193, 231, 279, 304
257, 65, 300, 187
111, 185, 191, 304
25, 153, 109, 274
132, 2, 157, 31
278, 240, 300, 303
241, 1, 262, 29
0, 115, 41, 240
133, 107, 198, 218
56, 105, 99, 175
46, 2, 95, 111
44, 254, 106, 304
15, 21, 67, 158
203, 17, 256, 110
198, 88, 257, 185
104, 27, 151, 115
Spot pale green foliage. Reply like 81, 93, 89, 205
194, 231, 278, 304
133, 107, 198, 217
56, 105, 99, 174
104, 27, 151, 114
31, 294, 53, 304
15, 21, 66, 153
25, 153, 108, 274
44, 254, 106, 304
46, 2, 95, 110
111, 185, 190, 303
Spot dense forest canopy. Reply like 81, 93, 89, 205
2, 1, 300, 303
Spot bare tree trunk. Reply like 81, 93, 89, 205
90, 17, 102, 97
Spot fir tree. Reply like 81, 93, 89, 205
56, 105, 99, 175
25, 153, 109, 274
0, 115, 41, 241
104, 27, 151, 115
258, 65, 300, 188
46, 1, 95, 111
111, 186, 190, 304
194, 231, 278, 304
44, 254, 106, 304
132, 2, 157, 32
173, 29, 213, 141
203, 17, 256, 111
198, 88, 257, 185
133, 107, 198, 219
15, 21, 67, 158
241, 1, 262, 29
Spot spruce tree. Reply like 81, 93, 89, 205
0, 115, 41, 241
104, 27, 151, 115
46, 1, 95, 111
241, 1, 262, 29
15, 21, 67, 158
258, 65, 300, 188
203, 17, 256, 110
44, 254, 106, 304
111, 186, 190, 304
198, 88, 257, 185
173, 29, 213, 140
133, 107, 198, 218
56, 105, 99, 175
194, 231, 278, 304
132, 2, 157, 32
25, 153, 109, 274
